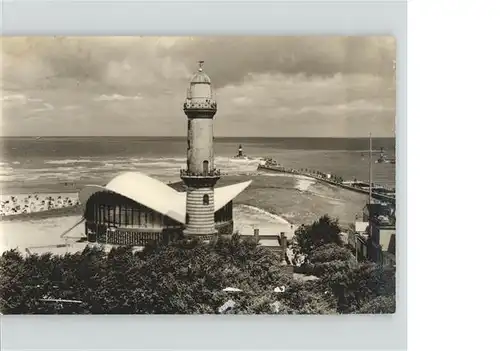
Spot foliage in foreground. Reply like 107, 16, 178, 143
292, 214, 396, 314
0, 215, 395, 314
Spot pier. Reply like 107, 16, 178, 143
257, 164, 396, 205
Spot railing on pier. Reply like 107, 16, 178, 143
257, 164, 395, 204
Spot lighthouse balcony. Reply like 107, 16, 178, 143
183, 100, 217, 110
180, 169, 220, 187
180, 169, 221, 177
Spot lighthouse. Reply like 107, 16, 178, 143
181, 61, 220, 237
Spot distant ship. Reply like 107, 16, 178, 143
375, 148, 396, 164
232, 144, 264, 163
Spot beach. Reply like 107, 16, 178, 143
0, 173, 367, 255
0, 136, 393, 255
0, 203, 297, 255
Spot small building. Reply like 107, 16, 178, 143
367, 222, 396, 266
353, 204, 396, 266
350, 221, 369, 260
78, 172, 251, 246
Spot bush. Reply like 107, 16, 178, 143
356, 295, 396, 314
293, 215, 343, 257
0, 215, 396, 315
0, 235, 304, 314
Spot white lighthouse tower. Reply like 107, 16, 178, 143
181, 61, 220, 237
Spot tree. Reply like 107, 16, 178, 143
293, 215, 343, 257
1, 234, 297, 314
0, 215, 395, 315
356, 295, 395, 314
308, 243, 354, 265
288, 214, 396, 314
315, 261, 396, 314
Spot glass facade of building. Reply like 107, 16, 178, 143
84, 191, 234, 245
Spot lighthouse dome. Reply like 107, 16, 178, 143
186, 61, 215, 102
190, 69, 211, 84
184, 61, 217, 113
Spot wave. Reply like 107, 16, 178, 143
0, 175, 17, 182
45, 159, 94, 165
235, 204, 291, 225
0, 168, 14, 175
40, 156, 259, 170
295, 178, 316, 192
259, 171, 316, 181
128, 157, 184, 163
131, 161, 183, 168
1, 155, 262, 189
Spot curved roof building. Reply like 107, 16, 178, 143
78, 61, 252, 246
80, 172, 251, 246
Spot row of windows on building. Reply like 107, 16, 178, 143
93, 230, 183, 246
88, 205, 171, 228
96, 230, 164, 246
87, 201, 233, 228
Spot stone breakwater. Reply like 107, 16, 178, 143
257, 164, 396, 205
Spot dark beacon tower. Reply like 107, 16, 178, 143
181, 61, 220, 237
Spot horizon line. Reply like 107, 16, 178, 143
0, 135, 396, 139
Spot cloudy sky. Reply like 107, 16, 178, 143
1, 36, 396, 137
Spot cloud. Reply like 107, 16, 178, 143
1, 93, 44, 106
1, 94, 29, 103
1, 37, 188, 91
61, 105, 81, 111
30, 103, 54, 113
94, 94, 143, 102
168, 36, 396, 88
2, 36, 395, 90
1, 36, 396, 137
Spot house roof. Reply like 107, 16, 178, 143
78, 172, 251, 224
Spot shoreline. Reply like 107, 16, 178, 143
0, 205, 83, 222
237, 203, 292, 225
0, 189, 79, 196
0, 201, 292, 226
0, 204, 295, 255
0, 171, 355, 227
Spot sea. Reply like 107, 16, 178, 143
0, 137, 396, 195
0, 137, 396, 253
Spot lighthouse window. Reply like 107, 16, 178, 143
187, 119, 192, 148
203, 194, 209, 205
203, 160, 209, 174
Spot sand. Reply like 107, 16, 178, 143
0, 171, 364, 256
233, 204, 296, 240
0, 192, 79, 200
0, 204, 294, 255
0, 192, 79, 217
0, 215, 84, 254
295, 178, 315, 192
